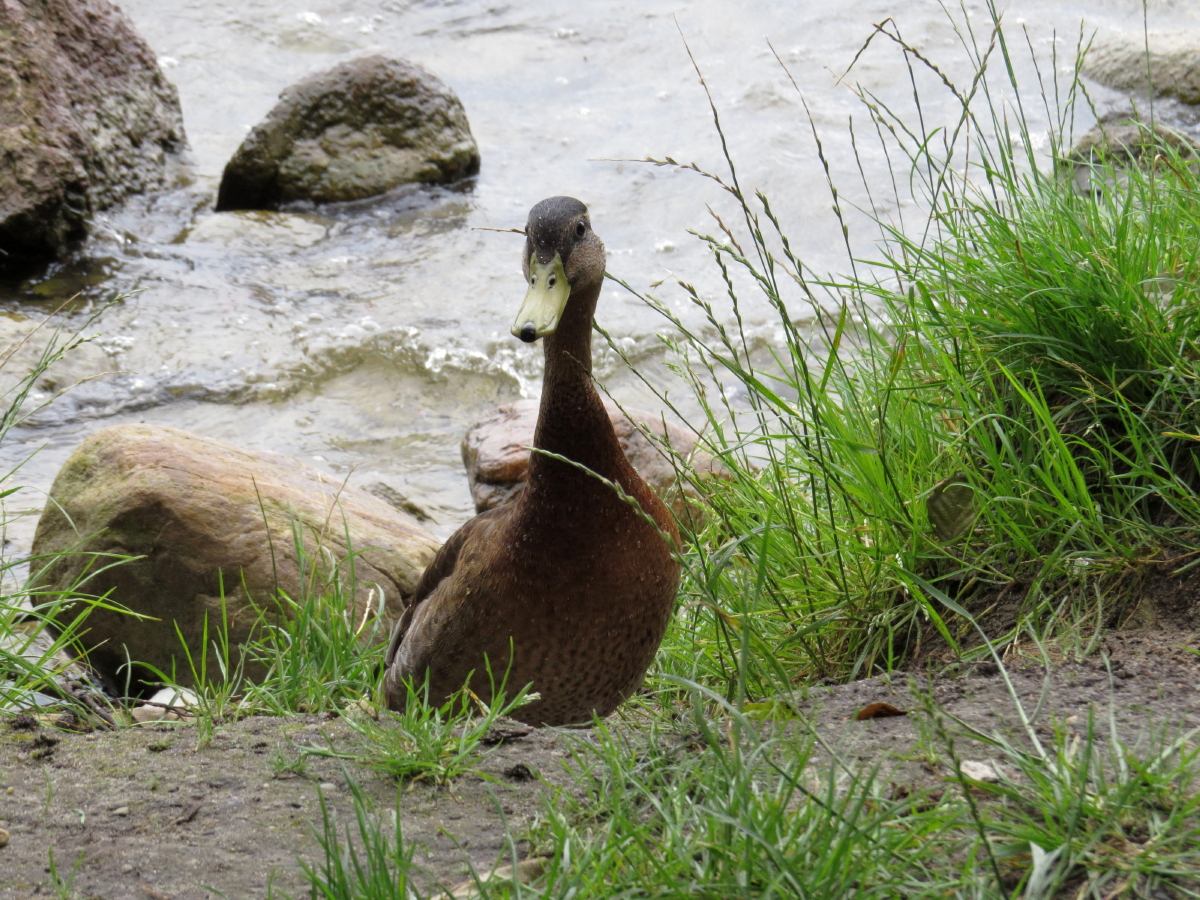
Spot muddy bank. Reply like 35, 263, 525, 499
0, 714, 577, 899
1, 624, 1196, 898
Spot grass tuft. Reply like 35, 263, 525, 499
302, 670, 534, 786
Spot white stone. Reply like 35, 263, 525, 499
959, 760, 1001, 782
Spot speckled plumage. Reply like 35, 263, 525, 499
383, 197, 680, 726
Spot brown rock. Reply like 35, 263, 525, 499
216, 55, 479, 211
0, 0, 187, 268
31, 425, 439, 687
462, 400, 723, 527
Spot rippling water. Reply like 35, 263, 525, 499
0, 0, 1195, 556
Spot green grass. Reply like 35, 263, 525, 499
224, 3, 1200, 897
291, 779, 424, 900
241, 520, 394, 717
0, 305, 134, 722
288, 676, 1200, 899
592, 0, 1200, 699
300, 670, 535, 785
143, 527, 537, 778
140, 519, 398, 743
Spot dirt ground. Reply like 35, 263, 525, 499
0, 715, 577, 899
1, 624, 1197, 900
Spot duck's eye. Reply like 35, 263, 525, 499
575, 222, 586, 238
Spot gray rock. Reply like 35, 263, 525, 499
31, 424, 440, 688
1063, 111, 1200, 193
0, 0, 187, 267
216, 56, 479, 210
462, 400, 727, 529
1081, 31, 1200, 104
1066, 111, 1200, 165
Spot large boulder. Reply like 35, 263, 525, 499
216, 55, 479, 211
462, 400, 725, 527
31, 425, 439, 688
1081, 31, 1200, 104
0, 0, 187, 268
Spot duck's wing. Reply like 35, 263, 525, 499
383, 502, 511, 670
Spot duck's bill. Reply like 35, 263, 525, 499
512, 253, 570, 343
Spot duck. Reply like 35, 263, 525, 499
384, 196, 681, 726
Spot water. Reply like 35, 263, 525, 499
1, 0, 1196, 555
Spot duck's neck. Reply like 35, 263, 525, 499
528, 279, 624, 483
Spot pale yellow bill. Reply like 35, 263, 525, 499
511, 253, 570, 342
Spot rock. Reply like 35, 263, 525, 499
130, 687, 195, 723
31, 424, 440, 687
130, 706, 170, 724
1063, 111, 1200, 193
216, 55, 479, 211
440, 858, 549, 900
1081, 31, 1200, 104
0, 615, 95, 709
1066, 111, 1200, 165
0, 0, 187, 268
462, 400, 724, 527
959, 760, 1002, 783
365, 482, 435, 523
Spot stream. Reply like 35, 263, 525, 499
0, 0, 1194, 560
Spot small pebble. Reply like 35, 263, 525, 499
121, 864, 133, 874
114, 807, 129, 816
959, 760, 1001, 782
5, 787, 12, 794
318, 782, 336, 792
0, 828, 8, 847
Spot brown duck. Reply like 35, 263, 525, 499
384, 196, 680, 726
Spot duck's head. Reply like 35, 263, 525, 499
511, 196, 606, 343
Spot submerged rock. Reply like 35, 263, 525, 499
1081, 32, 1200, 105
462, 400, 726, 527
0, 0, 187, 268
216, 55, 479, 211
30, 425, 439, 688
